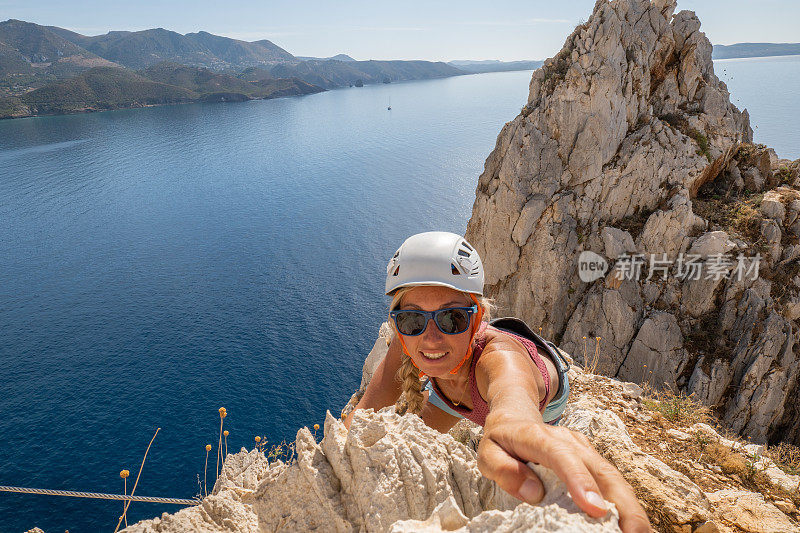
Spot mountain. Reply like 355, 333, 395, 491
0, 66, 193, 117
139, 61, 322, 99
0, 18, 547, 118
447, 59, 544, 73
0, 63, 323, 118
296, 53, 356, 61
270, 59, 463, 89
466, 0, 800, 447
713, 42, 800, 60
0, 19, 119, 97
50, 26, 295, 70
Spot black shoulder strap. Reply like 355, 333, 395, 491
489, 317, 570, 372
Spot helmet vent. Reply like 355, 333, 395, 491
451, 264, 461, 275
457, 249, 470, 257
393, 266, 400, 276
461, 241, 473, 252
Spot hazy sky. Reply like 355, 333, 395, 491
3, 1, 798, 61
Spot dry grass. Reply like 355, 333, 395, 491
692, 192, 765, 243
641, 385, 712, 427
764, 442, 800, 476
581, 336, 602, 374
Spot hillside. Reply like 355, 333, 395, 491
448, 59, 544, 73
713, 43, 800, 59
0, 63, 323, 118
0, 19, 119, 97
51, 27, 295, 70
0, 66, 194, 117
270, 58, 463, 89
140, 61, 321, 99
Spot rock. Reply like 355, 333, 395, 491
622, 382, 643, 400
618, 311, 685, 386
787, 199, 800, 227
773, 499, 796, 515
391, 465, 621, 532
563, 397, 714, 530
389, 496, 470, 532
638, 189, 708, 259
761, 190, 787, 223
688, 230, 737, 257
602, 226, 637, 260
122, 409, 625, 532
360, 324, 391, 390
666, 429, 691, 441
465, 0, 800, 446
706, 490, 797, 533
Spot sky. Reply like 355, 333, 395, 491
2, 0, 798, 61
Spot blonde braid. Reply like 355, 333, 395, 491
398, 353, 426, 415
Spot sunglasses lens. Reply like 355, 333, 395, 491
395, 311, 427, 335
436, 309, 470, 334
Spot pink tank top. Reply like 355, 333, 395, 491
428, 322, 550, 426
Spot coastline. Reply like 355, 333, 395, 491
0, 68, 549, 122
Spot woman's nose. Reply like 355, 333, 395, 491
422, 318, 444, 339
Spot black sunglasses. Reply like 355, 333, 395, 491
389, 306, 477, 336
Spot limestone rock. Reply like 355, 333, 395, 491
123, 409, 623, 533
602, 226, 637, 260
465, 0, 800, 445
390, 465, 621, 532
706, 490, 797, 533
563, 396, 714, 530
687, 230, 737, 257
761, 190, 787, 222
617, 312, 685, 386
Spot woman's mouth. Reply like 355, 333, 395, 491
421, 351, 447, 360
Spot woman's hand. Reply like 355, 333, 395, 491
479, 411, 652, 533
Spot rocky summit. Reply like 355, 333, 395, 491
466, 0, 800, 445
113, 336, 799, 532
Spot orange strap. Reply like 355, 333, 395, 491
448, 293, 483, 375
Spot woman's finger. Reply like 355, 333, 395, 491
565, 431, 651, 532
544, 448, 609, 517
582, 451, 652, 532
510, 428, 609, 518
477, 438, 544, 504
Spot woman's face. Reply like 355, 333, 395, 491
395, 286, 475, 378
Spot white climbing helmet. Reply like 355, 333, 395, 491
385, 231, 484, 295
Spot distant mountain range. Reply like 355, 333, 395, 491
448, 59, 545, 73
0, 19, 546, 118
712, 42, 800, 59
11, 19, 794, 120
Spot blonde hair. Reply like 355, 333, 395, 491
389, 286, 494, 415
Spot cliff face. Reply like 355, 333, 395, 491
466, 0, 800, 445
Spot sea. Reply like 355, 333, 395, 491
0, 56, 797, 532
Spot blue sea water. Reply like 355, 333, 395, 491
0, 71, 531, 532
0, 57, 797, 532
716, 54, 800, 159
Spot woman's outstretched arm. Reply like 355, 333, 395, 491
475, 340, 652, 533
343, 335, 404, 429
